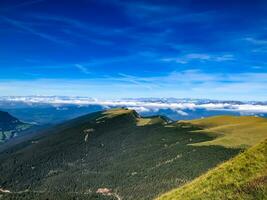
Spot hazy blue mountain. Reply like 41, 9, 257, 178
0, 111, 33, 144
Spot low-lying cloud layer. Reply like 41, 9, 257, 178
1, 96, 267, 115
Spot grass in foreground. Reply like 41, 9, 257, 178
156, 139, 267, 200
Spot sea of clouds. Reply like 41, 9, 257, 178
1, 96, 267, 116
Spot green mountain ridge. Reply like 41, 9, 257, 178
0, 108, 266, 200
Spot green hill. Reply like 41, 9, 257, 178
0, 111, 33, 144
179, 115, 267, 148
0, 108, 242, 200
156, 139, 267, 200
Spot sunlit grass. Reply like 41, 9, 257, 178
180, 116, 267, 148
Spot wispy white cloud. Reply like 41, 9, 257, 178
0, 70, 267, 100
75, 64, 90, 74
116, 73, 155, 89
161, 53, 235, 64
30, 14, 128, 38
62, 29, 113, 46
245, 37, 267, 45
1, 0, 46, 11
0, 17, 71, 45
244, 37, 267, 53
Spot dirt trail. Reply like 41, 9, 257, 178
96, 188, 122, 200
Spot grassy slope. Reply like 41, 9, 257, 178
156, 139, 267, 200
0, 109, 239, 200
180, 115, 267, 148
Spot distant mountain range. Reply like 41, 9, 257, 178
0, 96, 267, 125
0, 111, 33, 144
0, 108, 266, 199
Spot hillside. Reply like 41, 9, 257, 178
0, 108, 241, 200
0, 111, 33, 144
156, 139, 267, 200
179, 115, 267, 148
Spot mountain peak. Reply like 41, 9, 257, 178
101, 108, 140, 119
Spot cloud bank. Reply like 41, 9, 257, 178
1, 96, 267, 115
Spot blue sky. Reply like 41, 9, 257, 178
0, 0, 267, 100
